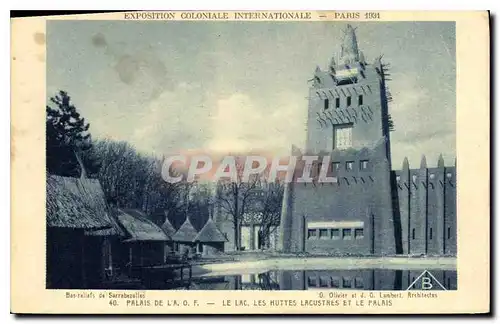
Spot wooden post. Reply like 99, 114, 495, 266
140, 243, 144, 266
371, 211, 375, 254
107, 238, 113, 278
101, 237, 106, 282
128, 245, 133, 277
81, 233, 87, 288
163, 244, 167, 264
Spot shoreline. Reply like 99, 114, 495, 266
196, 256, 457, 277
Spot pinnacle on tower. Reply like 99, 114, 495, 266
339, 24, 360, 65
329, 56, 336, 72
420, 154, 427, 169
437, 154, 445, 168
402, 157, 410, 170
359, 50, 366, 64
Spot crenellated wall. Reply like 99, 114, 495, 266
279, 151, 457, 256
392, 155, 456, 256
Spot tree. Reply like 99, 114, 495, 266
45, 91, 191, 227
241, 181, 283, 250
257, 181, 283, 249
87, 139, 189, 226
185, 182, 215, 230
215, 157, 260, 250
46, 90, 98, 177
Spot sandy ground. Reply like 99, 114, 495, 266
196, 256, 457, 277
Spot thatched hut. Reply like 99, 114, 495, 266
161, 211, 176, 256
114, 208, 171, 268
46, 175, 118, 289
194, 217, 227, 255
84, 208, 126, 283
171, 216, 198, 255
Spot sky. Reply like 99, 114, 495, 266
47, 21, 456, 168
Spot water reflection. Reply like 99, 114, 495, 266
191, 269, 457, 290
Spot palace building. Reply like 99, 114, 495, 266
278, 25, 456, 256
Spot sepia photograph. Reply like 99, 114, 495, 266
9, 10, 489, 314
45, 20, 456, 291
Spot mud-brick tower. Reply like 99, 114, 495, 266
279, 25, 397, 255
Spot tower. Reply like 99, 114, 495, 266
306, 24, 392, 163
280, 25, 396, 255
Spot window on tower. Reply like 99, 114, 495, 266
337, 77, 358, 86
332, 162, 341, 173
360, 160, 369, 170
324, 99, 329, 110
358, 95, 363, 105
334, 124, 353, 150
319, 229, 329, 239
347, 96, 352, 107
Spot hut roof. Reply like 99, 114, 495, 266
161, 216, 177, 237
115, 208, 170, 242
172, 217, 198, 242
86, 208, 125, 237
46, 175, 115, 231
194, 218, 227, 243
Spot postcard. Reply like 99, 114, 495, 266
11, 11, 490, 314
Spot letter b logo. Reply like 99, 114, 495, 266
422, 276, 433, 290
407, 270, 447, 291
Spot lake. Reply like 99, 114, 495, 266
190, 269, 457, 290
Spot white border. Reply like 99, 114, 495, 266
4, 2, 497, 323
